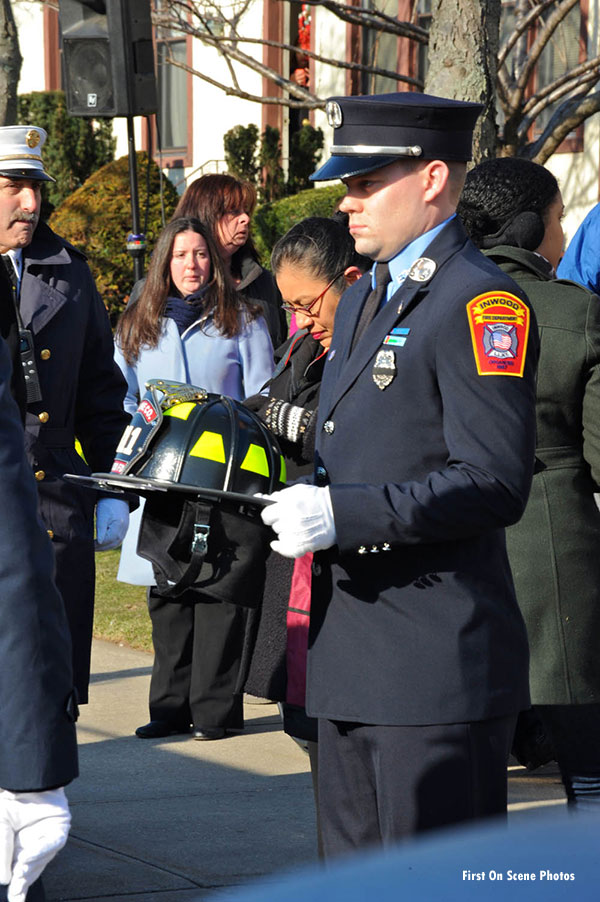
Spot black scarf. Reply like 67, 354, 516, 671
164, 287, 210, 335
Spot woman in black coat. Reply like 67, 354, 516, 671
244, 216, 368, 847
458, 157, 600, 808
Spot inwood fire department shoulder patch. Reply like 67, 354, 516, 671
466, 291, 530, 377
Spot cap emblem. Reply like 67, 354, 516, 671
25, 129, 41, 149
326, 101, 343, 128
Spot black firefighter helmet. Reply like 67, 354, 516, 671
66, 379, 286, 604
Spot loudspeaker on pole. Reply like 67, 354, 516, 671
59, 0, 157, 118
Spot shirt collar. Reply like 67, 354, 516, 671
372, 214, 455, 302
4, 248, 23, 285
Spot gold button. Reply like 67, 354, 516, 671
38, 411, 50, 423
47, 529, 54, 539
34, 470, 45, 481
40, 349, 51, 360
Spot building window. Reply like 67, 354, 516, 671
500, 0, 586, 152
415, 0, 432, 85
154, 1, 192, 167
157, 38, 187, 150
358, 1, 403, 94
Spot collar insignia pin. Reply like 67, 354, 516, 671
408, 257, 436, 283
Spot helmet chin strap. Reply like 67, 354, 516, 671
150, 499, 213, 598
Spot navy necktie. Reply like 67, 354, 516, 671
350, 262, 390, 353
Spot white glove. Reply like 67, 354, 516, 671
0, 787, 71, 902
260, 484, 336, 558
94, 497, 130, 551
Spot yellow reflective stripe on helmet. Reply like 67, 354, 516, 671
240, 443, 269, 477
164, 402, 196, 420
189, 430, 226, 463
279, 455, 287, 484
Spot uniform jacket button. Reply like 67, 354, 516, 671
312, 561, 322, 577
370, 545, 379, 553
40, 349, 51, 360
315, 465, 328, 485
358, 546, 367, 554
47, 529, 54, 539
34, 470, 46, 481
38, 411, 50, 423
323, 420, 335, 434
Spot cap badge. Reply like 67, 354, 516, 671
408, 257, 436, 283
326, 101, 343, 128
372, 348, 396, 390
25, 129, 41, 149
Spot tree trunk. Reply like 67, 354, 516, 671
424, 0, 501, 162
0, 0, 22, 126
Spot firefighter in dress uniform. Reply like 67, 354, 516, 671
260, 92, 539, 855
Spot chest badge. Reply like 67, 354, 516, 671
408, 257, 436, 283
372, 349, 396, 390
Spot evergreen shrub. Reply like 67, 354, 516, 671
18, 91, 115, 215
253, 183, 346, 261
50, 151, 178, 323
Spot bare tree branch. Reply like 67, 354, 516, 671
165, 50, 324, 108
526, 89, 600, 163
519, 71, 600, 137
294, 0, 429, 42
497, 0, 559, 69
182, 34, 423, 89
522, 54, 600, 115
511, 0, 579, 112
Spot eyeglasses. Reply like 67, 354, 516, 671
281, 270, 346, 317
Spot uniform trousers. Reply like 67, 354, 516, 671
317, 714, 517, 858
147, 587, 246, 730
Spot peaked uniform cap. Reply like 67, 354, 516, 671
0, 125, 55, 182
311, 92, 483, 182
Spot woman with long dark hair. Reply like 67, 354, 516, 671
115, 216, 274, 741
458, 157, 600, 808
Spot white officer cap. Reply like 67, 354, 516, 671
0, 125, 55, 182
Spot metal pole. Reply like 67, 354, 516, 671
126, 115, 145, 283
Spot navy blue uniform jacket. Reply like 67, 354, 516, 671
19, 222, 130, 702
307, 218, 537, 726
0, 338, 78, 791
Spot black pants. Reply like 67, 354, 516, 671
318, 714, 516, 858
147, 587, 246, 729
537, 704, 600, 808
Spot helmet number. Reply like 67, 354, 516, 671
116, 425, 143, 458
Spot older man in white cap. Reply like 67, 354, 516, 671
0, 125, 131, 705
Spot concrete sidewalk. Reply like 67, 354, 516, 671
43, 639, 567, 902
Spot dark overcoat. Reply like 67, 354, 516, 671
307, 217, 537, 726
18, 222, 130, 702
244, 332, 325, 705
486, 245, 600, 705
0, 338, 78, 791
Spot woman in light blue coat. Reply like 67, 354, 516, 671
114, 216, 274, 741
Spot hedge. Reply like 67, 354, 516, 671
49, 152, 178, 323
253, 183, 346, 262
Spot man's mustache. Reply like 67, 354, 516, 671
11, 213, 38, 224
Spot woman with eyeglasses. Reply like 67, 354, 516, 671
244, 215, 369, 854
